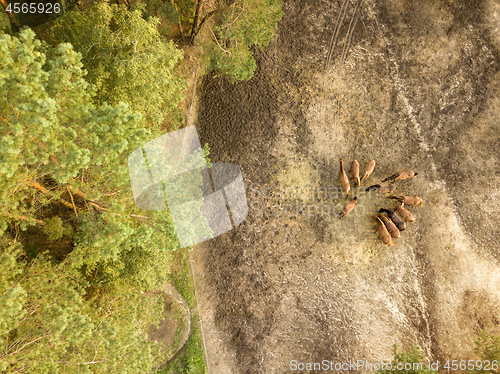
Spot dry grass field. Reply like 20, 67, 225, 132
190, 0, 500, 372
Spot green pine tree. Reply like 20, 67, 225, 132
45, 2, 187, 128
0, 28, 182, 373
0, 240, 164, 373
209, 0, 284, 82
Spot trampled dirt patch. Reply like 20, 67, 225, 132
190, 0, 500, 373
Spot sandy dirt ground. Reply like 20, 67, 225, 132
190, 0, 500, 372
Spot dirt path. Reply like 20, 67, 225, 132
190, 0, 500, 372
147, 283, 191, 366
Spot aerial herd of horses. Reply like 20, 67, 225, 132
338, 158, 422, 245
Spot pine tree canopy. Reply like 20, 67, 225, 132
0, 29, 180, 373
45, 2, 187, 128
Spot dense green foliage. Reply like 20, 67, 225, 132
0, 29, 177, 372
133, 0, 283, 82
375, 345, 436, 374
0, 243, 163, 373
136, 0, 195, 36
0, 0, 284, 370
45, 2, 186, 128
209, 0, 284, 82
4, 0, 283, 84
42, 216, 65, 241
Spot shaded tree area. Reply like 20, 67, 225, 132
44, 2, 187, 129
0, 29, 176, 373
196, 0, 283, 81
0, 0, 283, 371
1, 0, 283, 83
113, 0, 284, 81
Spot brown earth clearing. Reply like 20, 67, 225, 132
190, 0, 500, 373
